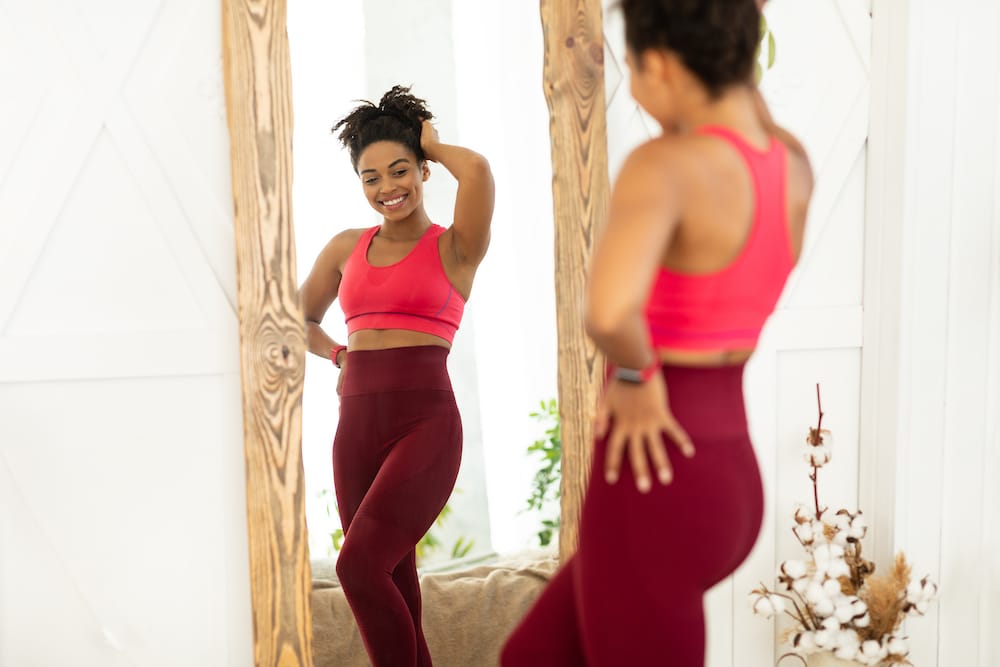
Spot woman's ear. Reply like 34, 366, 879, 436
422, 160, 431, 181
639, 48, 670, 82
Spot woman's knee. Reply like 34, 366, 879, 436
335, 541, 380, 590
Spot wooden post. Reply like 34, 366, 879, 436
221, 1, 314, 665
539, 0, 612, 560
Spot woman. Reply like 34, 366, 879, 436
300, 85, 494, 667
502, 1, 813, 665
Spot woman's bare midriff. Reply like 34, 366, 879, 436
347, 328, 451, 351
656, 347, 754, 367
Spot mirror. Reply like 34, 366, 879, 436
286, 0, 560, 577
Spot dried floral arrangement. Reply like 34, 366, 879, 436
748, 386, 938, 666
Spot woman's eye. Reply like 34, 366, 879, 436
364, 178, 378, 185
393, 171, 407, 177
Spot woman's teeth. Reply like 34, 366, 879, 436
382, 195, 406, 208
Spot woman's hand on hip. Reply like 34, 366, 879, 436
336, 359, 347, 397
595, 374, 695, 492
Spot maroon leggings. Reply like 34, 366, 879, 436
333, 346, 462, 667
502, 363, 763, 666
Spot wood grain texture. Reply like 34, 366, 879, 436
539, 0, 611, 560
221, 1, 315, 665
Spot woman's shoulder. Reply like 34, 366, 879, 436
332, 226, 373, 243
333, 226, 375, 248
316, 226, 373, 266
616, 135, 703, 191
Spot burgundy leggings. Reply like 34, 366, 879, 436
502, 363, 763, 666
333, 346, 462, 667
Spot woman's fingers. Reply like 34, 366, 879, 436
594, 400, 610, 439
605, 428, 626, 485
645, 429, 673, 485
665, 418, 695, 458
628, 435, 652, 493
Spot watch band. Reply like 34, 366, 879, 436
612, 357, 660, 384
331, 345, 348, 368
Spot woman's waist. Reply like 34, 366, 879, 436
346, 313, 459, 343
655, 346, 755, 367
340, 344, 453, 396
347, 328, 452, 351
644, 361, 749, 441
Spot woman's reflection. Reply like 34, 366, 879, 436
299, 85, 495, 667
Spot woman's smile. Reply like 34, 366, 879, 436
379, 193, 408, 211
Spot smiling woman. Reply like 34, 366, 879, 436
297, 85, 495, 666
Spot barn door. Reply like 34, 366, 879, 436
601, 1, 871, 664
0, 1, 251, 664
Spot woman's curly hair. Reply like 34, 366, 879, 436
332, 85, 434, 172
620, 0, 761, 97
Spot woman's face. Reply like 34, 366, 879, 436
356, 141, 429, 221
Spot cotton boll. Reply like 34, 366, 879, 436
920, 577, 939, 600
805, 445, 831, 467
826, 558, 851, 579
834, 630, 860, 660
780, 559, 808, 580
814, 544, 846, 562
859, 639, 887, 663
794, 504, 813, 525
813, 629, 835, 650
813, 597, 835, 618
750, 593, 784, 619
834, 645, 857, 661
848, 514, 867, 540
822, 578, 842, 597
834, 601, 855, 624
906, 580, 922, 603
806, 581, 827, 605
793, 631, 818, 653
886, 635, 909, 656
793, 521, 815, 545
853, 612, 870, 628
792, 577, 811, 596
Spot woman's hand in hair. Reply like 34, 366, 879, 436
420, 120, 440, 161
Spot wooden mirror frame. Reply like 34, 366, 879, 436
221, 0, 609, 663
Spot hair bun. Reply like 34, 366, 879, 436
332, 85, 435, 172
377, 85, 434, 126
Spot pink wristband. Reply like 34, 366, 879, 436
331, 345, 347, 368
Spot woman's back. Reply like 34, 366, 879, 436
645, 123, 813, 364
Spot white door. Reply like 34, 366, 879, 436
602, 1, 871, 664
0, 1, 252, 664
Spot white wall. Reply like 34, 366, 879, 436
866, 0, 1000, 664
0, 0, 252, 665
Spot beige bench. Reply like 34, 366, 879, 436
311, 552, 560, 667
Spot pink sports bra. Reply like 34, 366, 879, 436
338, 224, 465, 343
644, 126, 795, 351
